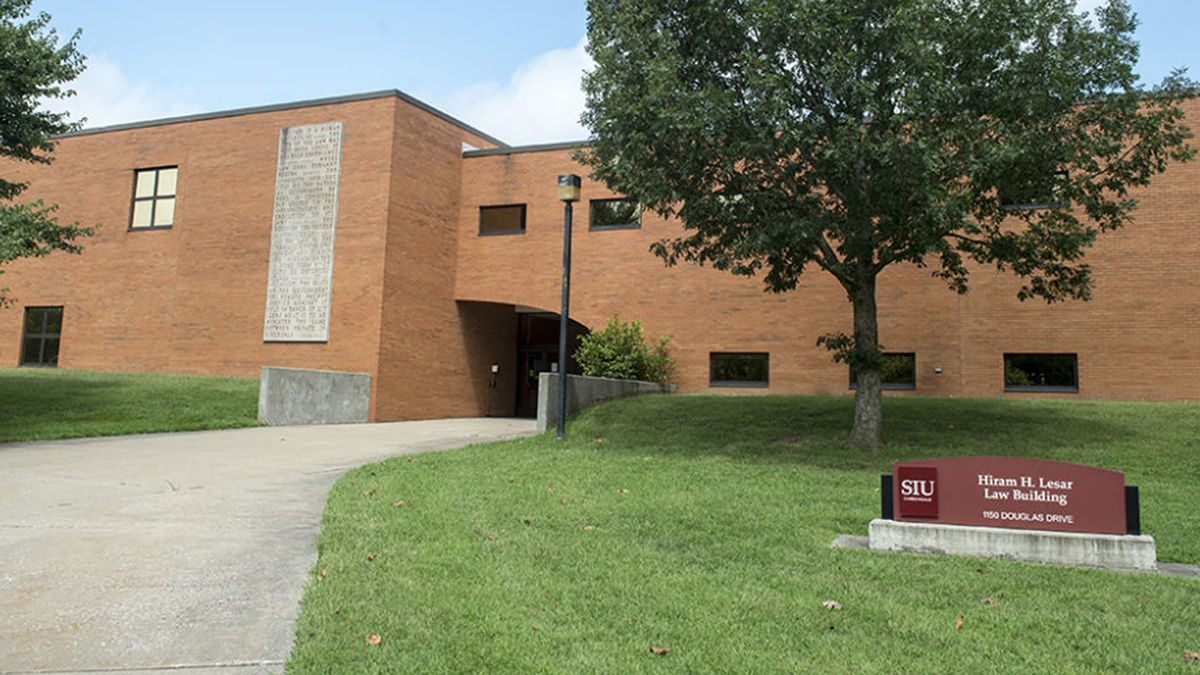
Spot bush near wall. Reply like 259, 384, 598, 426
574, 315, 674, 384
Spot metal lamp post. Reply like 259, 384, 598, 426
556, 174, 581, 441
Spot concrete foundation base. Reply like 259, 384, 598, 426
868, 519, 1157, 573
258, 366, 371, 426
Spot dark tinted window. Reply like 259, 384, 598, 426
851, 353, 916, 390
479, 204, 526, 235
20, 306, 63, 367
590, 198, 641, 230
710, 352, 768, 387
1004, 353, 1078, 392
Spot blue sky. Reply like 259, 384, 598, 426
34, 0, 1200, 146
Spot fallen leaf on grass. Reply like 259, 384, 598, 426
473, 530, 494, 541
366, 553, 378, 561
532, 625, 542, 631
617, 489, 630, 493
593, 438, 604, 444
822, 600, 842, 611
365, 633, 382, 646
981, 598, 996, 605
650, 646, 671, 655
955, 616, 964, 630
405, 457, 415, 463
1185, 650, 1200, 661
317, 569, 327, 581
367, 489, 377, 497
643, 457, 651, 461
560, 498, 567, 505
547, 488, 556, 492
391, 501, 405, 507
583, 525, 595, 531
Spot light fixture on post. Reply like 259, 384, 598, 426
556, 174, 581, 441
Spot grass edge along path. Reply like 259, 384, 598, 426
289, 395, 1200, 674
0, 368, 260, 442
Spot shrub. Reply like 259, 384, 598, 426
574, 315, 674, 384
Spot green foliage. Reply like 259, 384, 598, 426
574, 314, 674, 383
580, 0, 1194, 446
0, 0, 91, 305
290, 395, 1200, 674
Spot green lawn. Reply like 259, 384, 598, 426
0, 368, 260, 442
289, 395, 1200, 674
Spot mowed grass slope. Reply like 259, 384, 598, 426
289, 395, 1200, 674
0, 368, 260, 442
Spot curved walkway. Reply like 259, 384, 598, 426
0, 418, 537, 674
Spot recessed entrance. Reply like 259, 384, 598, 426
515, 312, 587, 418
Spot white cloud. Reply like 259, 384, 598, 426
438, 37, 593, 146
53, 54, 202, 130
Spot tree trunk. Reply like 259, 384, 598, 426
846, 269, 882, 450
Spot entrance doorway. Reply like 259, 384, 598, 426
515, 312, 588, 418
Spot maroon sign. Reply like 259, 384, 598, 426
896, 466, 938, 518
892, 457, 1127, 535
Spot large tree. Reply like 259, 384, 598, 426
580, 0, 1193, 448
0, 0, 90, 306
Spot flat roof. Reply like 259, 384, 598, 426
59, 89, 509, 148
462, 140, 590, 158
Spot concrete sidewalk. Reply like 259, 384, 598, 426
0, 418, 537, 674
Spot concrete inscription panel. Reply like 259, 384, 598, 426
263, 121, 343, 342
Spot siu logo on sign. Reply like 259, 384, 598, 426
897, 467, 938, 518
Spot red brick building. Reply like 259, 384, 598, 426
2, 90, 1197, 420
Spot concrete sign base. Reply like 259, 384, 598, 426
868, 519, 1157, 573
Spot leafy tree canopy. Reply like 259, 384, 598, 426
0, 0, 90, 305
580, 0, 1193, 447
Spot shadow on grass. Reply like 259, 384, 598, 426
569, 394, 1151, 474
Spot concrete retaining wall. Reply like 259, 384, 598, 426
537, 373, 675, 433
258, 366, 371, 426
868, 519, 1158, 573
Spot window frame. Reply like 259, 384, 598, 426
588, 198, 642, 231
1003, 353, 1079, 393
849, 352, 917, 391
709, 352, 769, 388
478, 204, 527, 236
999, 169, 1070, 212
19, 306, 63, 367
129, 166, 178, 231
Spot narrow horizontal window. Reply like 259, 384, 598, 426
1004, 353, 1078, 392
479, 204, 526, 235
850, 352, 916, 390
130, 166, 178, 230
1000, 170, 1069, 211
20, 306, 63, 367
589, 198, 641, 230
710, 352, 768, 388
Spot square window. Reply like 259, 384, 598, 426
479, 204, 526, 235
850, 353, 916, 390
1004, 353, 1078, 392
589, 198, 641, 230
710, 352, 768, 388
19, 306, 63, 367
130, 167, 178, 230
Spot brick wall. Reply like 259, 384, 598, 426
457, 98, 1200, 401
